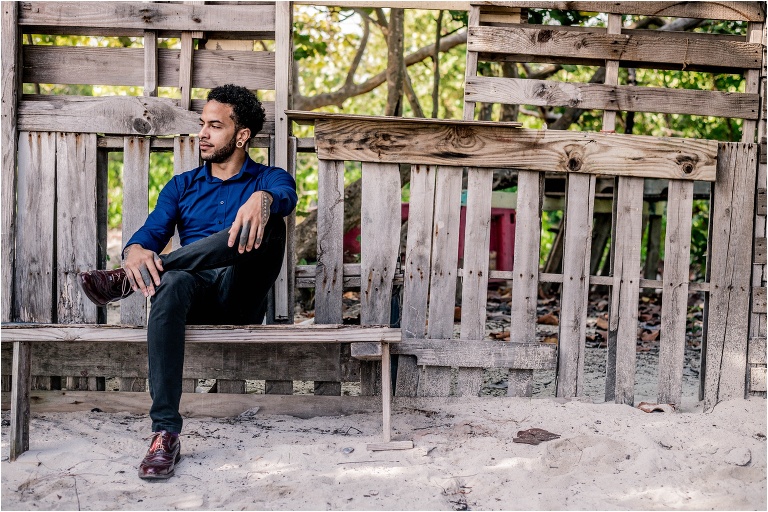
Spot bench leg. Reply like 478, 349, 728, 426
10, 341, 31, 461
367, 342, 413, 452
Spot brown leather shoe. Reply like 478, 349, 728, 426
138, 431, 181, 480
77, 268, 133, 306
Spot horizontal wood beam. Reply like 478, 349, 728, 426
19, 2, 277, 32
466, 76, 760, 120
300, 113, 719, 181
0, 391, 385, 418
468, 25, 763, 70
0, 324, 402, 343
473, 2, 766, 22
23, 46, 276, 91
353, 339, 556, 369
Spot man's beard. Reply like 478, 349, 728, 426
201, 134, 238, 163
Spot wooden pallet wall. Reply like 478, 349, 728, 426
463, 1, 766, 405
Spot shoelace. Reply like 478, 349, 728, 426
149, 433, 169, 454
121, 272, 133, 298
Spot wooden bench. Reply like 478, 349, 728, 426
3, 324, 410, 459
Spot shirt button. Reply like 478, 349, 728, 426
218, 220, 222, 224
220, 201, 224, 205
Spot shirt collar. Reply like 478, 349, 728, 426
194, 154, 261, 183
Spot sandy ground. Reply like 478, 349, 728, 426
1, 396, 765, 511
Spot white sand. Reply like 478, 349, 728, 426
2, 396, 765, 511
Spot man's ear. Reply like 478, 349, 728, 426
238, 127, 251, 145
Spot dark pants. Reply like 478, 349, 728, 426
147, 215, 286, 433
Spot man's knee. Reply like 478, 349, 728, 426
151, 270, 197, 306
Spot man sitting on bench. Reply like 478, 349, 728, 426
78, 84, 298, 480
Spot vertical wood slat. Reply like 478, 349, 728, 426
420, 165, 463, 397
120, 137, 150, 326
559, 13, 621, 398
15, 132, 56, 323
458, 168, 493, 396
359, 163, 401, 396
1, 1, 20, 323
606, 176, 644, 405
143, 30, 158, 97
557, 175, 596, 397
56, 133, 98, 324
172, 136, 199, 250
10, 341, 31, 461
508, 170, 542, 396
395, 164, 437, 397
272, 2, 294, 321
704, 143, 758, 409
315, 159, 344, 324
272, 136, 296, 322
461, 5, 481, 121
658, 180, 694, 405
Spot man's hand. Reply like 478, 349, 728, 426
228, 191, 273, 253
123, 244, 164, 297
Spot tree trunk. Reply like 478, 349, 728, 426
384, 9, 405, 116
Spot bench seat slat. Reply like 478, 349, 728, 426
0, 324, 402, 344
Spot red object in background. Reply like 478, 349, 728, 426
343, 203, 516, 271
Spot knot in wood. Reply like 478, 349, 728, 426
133, 118, 152, 134
681, 162, 694, 175
567, 156, 582, 172
536, 30, 553, 44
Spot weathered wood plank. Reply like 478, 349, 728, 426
458, 168, 492, 397
311, 116, 718, 180
753, 287, 767, 314
315, 159, 345, 325
466, 76, 760, 120
750, 366, 767, 393
15, 132, 56, 323
172, 135, 200, 251
121, 137, 150, 325
396, 165, 438, 397
508, 171, 542, 396
474, 2, 765, 21
272, 137, 297, 322
1, 324, 401, 343
0, 391, 388, 419
10, 341, 31, 460
19, 2, 277, 32
56, 133, 98, 324
468, 25, 763, 70
557, 174, 596, 397
421, 166, 463, 397
144, 31, 158, 97
658, 180, 694, 406
1, 1, 20, 323
265, 381, 293, 395
22, 46, 276, 91
462, 5, 481, 121
394, 339, 556, 369
755, 237, 767, 265
704, 143, 758, 409
18, 96, 203, 136
178, 32, 194, 111
606, 177, 644, 405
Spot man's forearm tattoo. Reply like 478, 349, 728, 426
257, 193, 273, 245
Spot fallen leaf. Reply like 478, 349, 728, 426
491, 331, 510, 340
537, 313, 559, 325
513, 428, 561, 445
454, 306, 462, 321
641, 330, 660, 342
637, 402, 676, 413
596, 317, 609, 330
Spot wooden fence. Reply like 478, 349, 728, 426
1, 1, 766, 410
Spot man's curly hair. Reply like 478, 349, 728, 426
207, 84, 266, 136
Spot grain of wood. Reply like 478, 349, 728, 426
55, 133, 98, 324
172, 136, 199, 250
18, 2, 277, 32
421, 166, 463, 397
396, 165, 437, 397
658, 180, 694, 406
315, 160, 345, 325
178, 32, 195, 110
121, 137, 150, 326
1, 2, 19, 323
312, 117, 717, 180
462, 5, 480, 121
143, 31, 158, 97
467, 25, 763, 70
508, 171, 542, 396
10, 341, 31, 460
466, 76, 760, 120
458, 168, 493, 396
273, 137, 297, 322
19, 96, 204, 136
475, 2, 765, 21
15, 132, 56, 323
557, 174, 596, 397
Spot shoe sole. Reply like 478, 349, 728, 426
138, 452, 181, 481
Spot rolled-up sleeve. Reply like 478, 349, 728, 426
123, 177, 180, 257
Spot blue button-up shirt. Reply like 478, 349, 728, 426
124, 155, 297, 254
